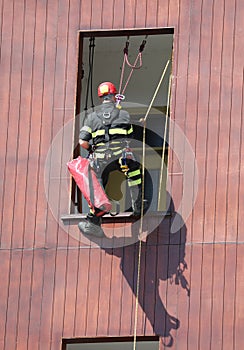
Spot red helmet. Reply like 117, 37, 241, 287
98, 82, 117, 97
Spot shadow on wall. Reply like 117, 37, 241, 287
87, 194, 190, 347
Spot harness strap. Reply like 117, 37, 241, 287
96, 106, 120, 143
87, 163, 95, 209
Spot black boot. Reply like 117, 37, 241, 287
78, 214, 105, 238
130, 185, 148, 217
132, 198, 148, 217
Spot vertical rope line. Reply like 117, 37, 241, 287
118, 54, 126, 94
90, 37, 95, 109
122, 53, 141, 95
118, 37, 146, 99
157, 72, 172, 210
133, 239, 142, 350
140, 59, 171, 235
133, 59, 171, 350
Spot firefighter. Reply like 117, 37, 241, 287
78, 81, 143, 237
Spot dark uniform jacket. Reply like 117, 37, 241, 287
79, 102, 133, 158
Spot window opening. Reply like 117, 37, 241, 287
72, 29, 174, 216
62, 336, 159, 350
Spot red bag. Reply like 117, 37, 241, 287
67, 156, 111, 216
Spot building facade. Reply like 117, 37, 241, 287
0, 0, 243, 349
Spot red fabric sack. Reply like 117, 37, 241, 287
67, 156, 111, 216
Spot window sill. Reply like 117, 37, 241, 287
61, 211, 172, 225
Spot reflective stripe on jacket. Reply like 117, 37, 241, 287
79, 102, 134, 155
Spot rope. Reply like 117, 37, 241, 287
133, 239, 143, 350
120, 52, 142, 95
85, 37, 95, 111
90, 38, 95, 108
157, 72, 172, 210
133, 59, 171, 350
116, 37, 147, 107
140, 59, 171, 234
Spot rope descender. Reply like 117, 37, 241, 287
116, 36, 147, 109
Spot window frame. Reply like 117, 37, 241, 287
70, 28, 174, 216
62, 335, 160, 350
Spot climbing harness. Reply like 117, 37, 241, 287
133, 58, 172, 350
116, 36, 147, 108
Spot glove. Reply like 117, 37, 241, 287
88, 144, 96, 153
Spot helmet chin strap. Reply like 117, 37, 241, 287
102, 94, 114, 102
